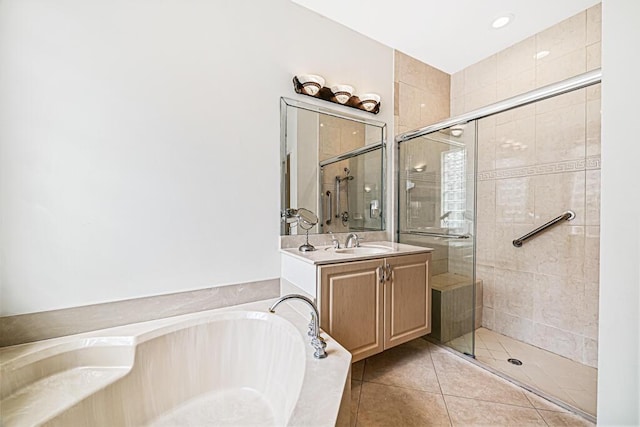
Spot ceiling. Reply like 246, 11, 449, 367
292, 0, 600, 73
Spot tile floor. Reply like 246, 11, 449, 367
447, 328, 597, 417
350, 338, 594, 426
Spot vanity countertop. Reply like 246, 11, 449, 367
280, 241, 433, 265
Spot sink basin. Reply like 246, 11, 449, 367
334, 246, 392, 255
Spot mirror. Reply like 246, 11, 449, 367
280, 97, 386, 236
296, 208, 319, 229
295, 208, 318, 252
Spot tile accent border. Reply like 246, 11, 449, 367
478, 156, 601, 181
0, 279, 280, 347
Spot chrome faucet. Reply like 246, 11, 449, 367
330, 233, 341, 249
268, 294, 327, 359
345, 233, 360, 248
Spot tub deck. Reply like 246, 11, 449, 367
0, 299, 352, 427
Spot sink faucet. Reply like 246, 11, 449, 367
330, 232, 341, 249
268, 294, 327, 359
345, 233, 360, 248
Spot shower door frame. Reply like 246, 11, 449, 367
394, 68, 602, 423
396, 69, 601, 143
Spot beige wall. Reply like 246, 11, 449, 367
394, 51, 452, 275
395, 51, 450, 135
453, 5, 602, 367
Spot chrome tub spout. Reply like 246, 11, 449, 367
269, 294, 327, 359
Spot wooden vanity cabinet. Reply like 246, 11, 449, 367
383, 253, 432, 349
318, 252, 431, 362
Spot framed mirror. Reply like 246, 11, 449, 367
280, 97, 386, 236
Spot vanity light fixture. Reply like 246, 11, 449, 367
297, 74, 325, 96
413, 164, 426, 172
491, 14, 514, 29
292, 75, 381, 114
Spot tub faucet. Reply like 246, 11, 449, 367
345, 233, 360, 248
269, 294, 327, 359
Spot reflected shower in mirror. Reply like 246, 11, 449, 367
280, 97, 386, 236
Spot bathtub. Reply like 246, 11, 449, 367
0, 299, 352, 426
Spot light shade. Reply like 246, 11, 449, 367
297, 74, 325, 96
359, 93, 380, 111
331, 84, 354, 104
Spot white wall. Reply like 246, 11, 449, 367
598, 0, 640, 424
0, 0, 393, 315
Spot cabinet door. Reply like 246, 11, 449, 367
384, 253, 431, 349
319, 259, 384, 362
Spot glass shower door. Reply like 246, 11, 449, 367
398, 124, 477, 356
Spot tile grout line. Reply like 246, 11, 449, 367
427, 342, 454, 426
349, 359, 367, 427
525, 391, 553, 426
358, 377, 446, 396
353, 360, 366, 427
359, 378, 441, 395
440, 391, 541, 412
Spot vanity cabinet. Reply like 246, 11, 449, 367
319, 259, 384, 361
318, 253, 431, 362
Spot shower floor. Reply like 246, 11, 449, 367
448, 327, 597, 417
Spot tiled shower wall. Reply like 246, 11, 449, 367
320, 115, 367, 234
451, 5, 601, 367
394, 51, 451, 275
322, 118, 384, 233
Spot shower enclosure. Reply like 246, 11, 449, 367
397, 69, 601, 420
398, 124, 478, 357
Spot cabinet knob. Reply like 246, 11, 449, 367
377, 265, 385, 284
385, 264, 392, 281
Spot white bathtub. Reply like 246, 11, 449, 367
0, 299, 352, 426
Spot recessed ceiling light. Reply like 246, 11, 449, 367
534, 50, 550, 60
491, 14, 514, 29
